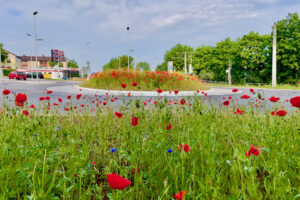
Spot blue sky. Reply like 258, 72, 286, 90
0, 0, 299, 72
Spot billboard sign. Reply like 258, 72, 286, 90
51, 49, 65, 62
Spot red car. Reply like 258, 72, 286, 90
8, 71, 27, 80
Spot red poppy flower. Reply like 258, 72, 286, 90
30, 104, 35, 109
67, 95, 72, 99
174, 90, 179, 95
121, 83, 127, 88
115, 112, 123, 118
74, 106, 77, 109
45, 97, 50, 101
39, 97, 45, 101
250, 88, 254, 93
76, 94, 82, 100
184, 144, 190, 152
128, 92, 131, 97
22, 110, 29, 116
276, 110, 287, 117
180, 99, 186, 105
232, 88, 238, 93
268, 96, 280, 102
74, 173, 77, 177
290, 96, 300, 108
157, 88, 163, 94
107, 173, 132, 190
103, 101, 107, 105
174, 191, 187, 200
245, 145, 260, 157
132, 116, 139, 126
91, 161, 96, 165
131, 168, 140, 175
15, 93, 27, 107
132, 81, 137, 86
53, 103, 59, 106
166, 123, 172, 130
46, 90, 53, 94
58, 98, 62, 103
154, 101, 158, 105
2, 89, 10, 95
234, 108, 244, 115
223, 100, 230, 106
241, 95, 250, 99
64, 108, 70, 111
81, 104, 84, 107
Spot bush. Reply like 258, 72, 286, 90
3, 69, 14, 76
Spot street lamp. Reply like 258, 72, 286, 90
33, 11, 39, 80
127, 26, 130, 69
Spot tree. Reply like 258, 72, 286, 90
193, 45, 215, 80
49, 60, 63, 67
67, 59, 79, 68
103, 55, 134, 70
273, 12, 300, 84
0, 44, 8, 63
236, 32, 271, 83
163, 44, 194, 72
136, 62, 150, 71
155, 63, 167, 71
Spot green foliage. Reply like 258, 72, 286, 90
163, 44, 193, 72
103, 55, 134, 70
81, 69, 206, 91
3, 69, 14, 76
161, 13, 300, 84
67, 59, 79, 68
136, 62, 150, 71
274, 13, 300, 84
49, 60, 64, 68
0, 44, 8, 63
155, 63, 167, 71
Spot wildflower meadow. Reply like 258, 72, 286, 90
0, 87, 299, 199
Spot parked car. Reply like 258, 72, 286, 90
26, 72, 44, 79
8, 71, 27, 80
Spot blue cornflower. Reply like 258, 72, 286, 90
167, 149, 172, 153
34, 134, 38, 136
75, 120, 78, 123
57, 126, 60, 130
110, 148, 117, 153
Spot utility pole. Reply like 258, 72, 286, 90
272, 23, 277, 87
228, 59, 232, 85
0, 46, 3, 78
127, 27, 130, 69
33, 11, 39, 80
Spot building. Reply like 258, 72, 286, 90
20, 55, 67, 70
2, 50, 22, 69
22, 68, 80, 79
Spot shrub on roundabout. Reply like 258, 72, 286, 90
81, 69, 208, 91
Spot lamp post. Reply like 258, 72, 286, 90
127, 27, 130, 69
33, 11, 39, 80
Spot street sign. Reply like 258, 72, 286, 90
51, 49, 65, 62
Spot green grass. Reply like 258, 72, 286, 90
0, 96, 299, 199
208, 83, 300, 90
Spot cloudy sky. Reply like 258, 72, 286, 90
0, 0, 299, 72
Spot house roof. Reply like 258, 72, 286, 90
5, 50, 22, 59
20, 55, 66, 62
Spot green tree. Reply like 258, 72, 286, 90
193, 45, 215, 80
163, 44, 194, 72
136, 62, 150, 71
67, 59, 79, 68
236, 32, 271, 83
155, 63, 167, 71
274, 12, 300, 83
0, 44, 8, 63
49, 60, 63, 67
103, 55, 134, 70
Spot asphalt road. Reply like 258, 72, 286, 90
1, 79, 299, 110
